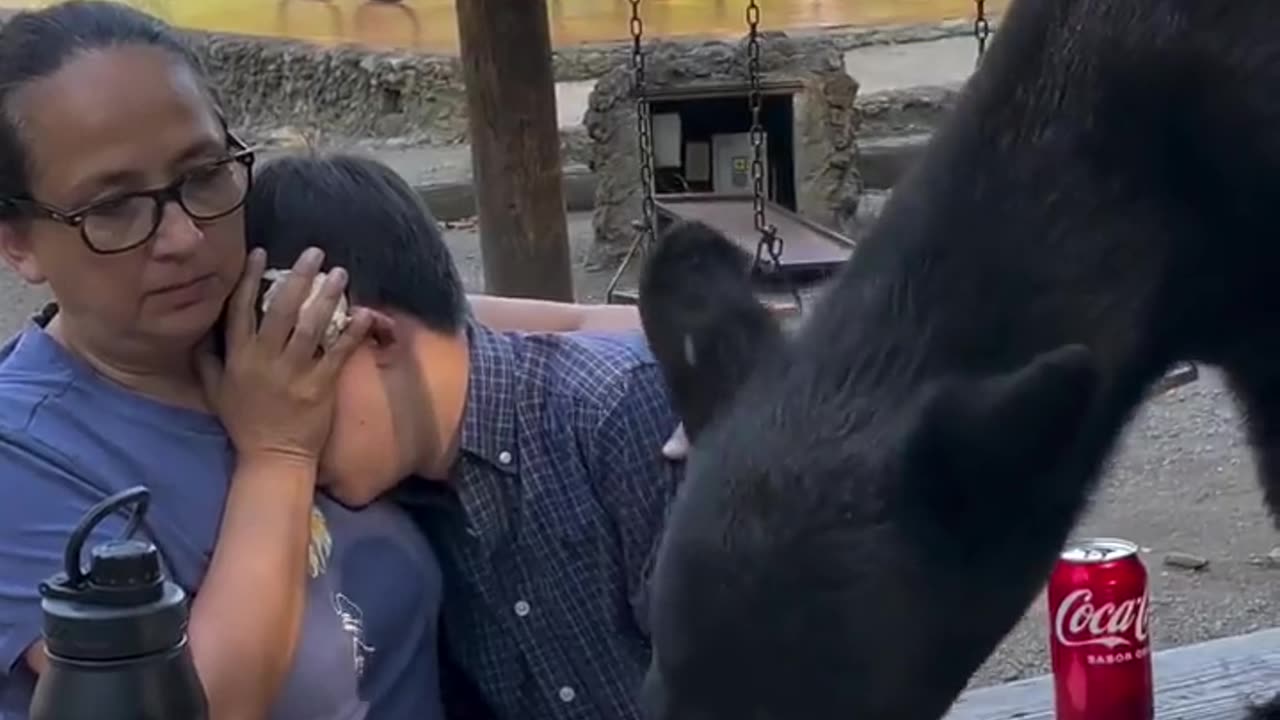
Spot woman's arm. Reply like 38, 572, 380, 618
467, 294, 642, 333
190, 248, 370, 718
19, 458, 317, 720
467, 293, 800, 334
21, 454, 318, 720
184, 452, 318, 718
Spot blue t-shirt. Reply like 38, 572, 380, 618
0, 324, 445, 720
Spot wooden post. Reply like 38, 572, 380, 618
455, 0, 575, 301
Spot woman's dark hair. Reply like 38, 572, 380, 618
0, 1, 217, 211
246, 153, 468, 335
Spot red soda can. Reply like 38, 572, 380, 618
1048, 537, 1154, 720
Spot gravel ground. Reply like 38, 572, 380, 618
2, 211, 1276, 692
969, 370, 1279, 688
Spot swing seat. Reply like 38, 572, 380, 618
604, 193, 855, 314
653, 193, 856, 273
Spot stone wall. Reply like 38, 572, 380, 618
191, 19, 974, 147
582, 31, 865, 259
0, 6, 988, 159
0, 8, 981, 148
192, 32, 470, 145
551, 18, 977, 82
0, 9, 467, 145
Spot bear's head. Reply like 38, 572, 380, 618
636, 220, 1101, 720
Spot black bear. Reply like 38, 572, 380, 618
634, 0, 1280, 718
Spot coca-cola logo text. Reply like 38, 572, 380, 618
1053, 589, 1150, 650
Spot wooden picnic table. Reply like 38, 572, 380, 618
946, 627, 1279, 719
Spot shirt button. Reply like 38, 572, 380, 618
513, 600, 531, 617
498, 450, 513, 465
558, 686, 576, 703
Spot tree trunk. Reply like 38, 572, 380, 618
455, 0, 575, 301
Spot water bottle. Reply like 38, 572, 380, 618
29, 486, 208, 719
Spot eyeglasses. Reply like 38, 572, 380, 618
0, 143, 256, 255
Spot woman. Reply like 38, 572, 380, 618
0, 3, 651, 718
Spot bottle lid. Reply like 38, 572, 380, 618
38, 487, 190, 661
40, 539, 189, 661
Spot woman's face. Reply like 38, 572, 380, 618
0, 45, 245, 349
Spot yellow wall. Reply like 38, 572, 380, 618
0, 0, 1003, 54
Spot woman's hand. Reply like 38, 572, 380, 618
198, 246, 374, 464
187, 245, 374, 717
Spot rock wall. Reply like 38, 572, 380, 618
582, 32, 865, 260
552, 18, 977, 82
0, 9, 470, 145
192, 32, 470, 145
0, 8, 977, 176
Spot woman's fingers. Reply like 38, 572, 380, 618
225, 248, 267, 347
258, 248, 325, 352
316, 307, 373, 379
283, 266, 350, 364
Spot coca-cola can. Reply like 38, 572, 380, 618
1048, 537, 1154, 720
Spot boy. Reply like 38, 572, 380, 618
246, 153, 683, 720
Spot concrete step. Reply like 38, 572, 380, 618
859, 132, 931, 190
416, 164, 600, 222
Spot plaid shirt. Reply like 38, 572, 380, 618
411, 321, 682, 720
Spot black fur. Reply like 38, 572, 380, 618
1247, 694, 1280, 720
635, 0, 1280, 717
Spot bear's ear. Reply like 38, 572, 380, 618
902, 343, 1101, 522
639, 221, 784, 442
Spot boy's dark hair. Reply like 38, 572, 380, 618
0, 1, 217, 214
246, 152, 468, 334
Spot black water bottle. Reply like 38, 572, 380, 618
29, 486, 208, 719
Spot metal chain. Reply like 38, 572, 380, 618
746, 0, 782, 276
973, 0, 991, 64
746, 1, 802, 311
630, 0, 657, 250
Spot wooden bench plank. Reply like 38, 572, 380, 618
946, 628, 1279, 720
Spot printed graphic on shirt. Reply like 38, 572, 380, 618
333, 591, 376, 678
309, 504, 333, 578
309, 504, 376, 680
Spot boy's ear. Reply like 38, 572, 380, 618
639, 221, 784, 442
366, 309, 400, 360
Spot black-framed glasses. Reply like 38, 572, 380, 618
0, 139, 257, 255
